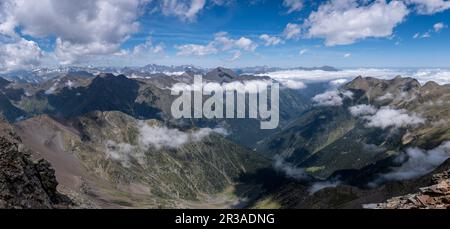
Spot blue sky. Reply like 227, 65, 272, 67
1, 0, 450, 71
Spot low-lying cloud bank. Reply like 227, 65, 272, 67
349, 105, 425, 129
171, 79, 269, 94
139, 124, 227, 149
105, 122, 228, 167
312, 90, 353, 106
258, 68, 450, 85
273, 155, 309, 181
349, 104, 377, 116
370, 141, 450, 185
171, 78, 305, 93
277, 79, 307, 90
308, 179, 342, 194
273, 155, 343, 194
366, 108, 425, 129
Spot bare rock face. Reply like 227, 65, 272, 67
0, 119, 72, 209
373, 170, 450, 209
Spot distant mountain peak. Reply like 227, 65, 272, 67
422, 80, 440, 90
345, 75, 421, 92
205, 67, 238, 83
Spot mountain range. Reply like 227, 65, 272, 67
0, 66, 449, 209
0, 65, 338, 84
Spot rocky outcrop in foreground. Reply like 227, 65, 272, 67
373, 170, 450, 209
0, 120, 71, 209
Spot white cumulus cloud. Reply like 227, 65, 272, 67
259, 34, 283, 46
0, 0, 149, 65
131, 37, 165, 56
160, 0, 207, 21
283, 0, 304, 13
283, 23, 302, 40
406, 0, 450, 14
235, 37, 258, 51
0, 38, 43, 72
305, 0, 409, 46
175, 43, 218, 56
214, 32, 257, 51
433, 22, 447, 32
175, 32, 257, 57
